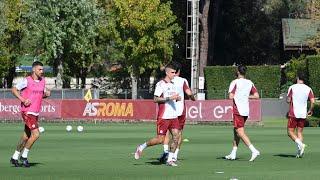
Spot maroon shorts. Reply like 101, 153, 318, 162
288, 117, 305, 128
157, 118, 180, 135
22, 113, 39, 130
233, 114, 248, 128
178, 111, 186, 130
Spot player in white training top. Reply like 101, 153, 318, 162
225, 65, 260, 162
134, 63, 181, 167
158, 62, 195, 163
287, 72, 315, 158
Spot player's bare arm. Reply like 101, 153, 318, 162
12, 87, 31, 106
185, 89, 196, 101
308, 98, 315, 116
43, 88, 51, 98
229, 93, 235, 99
249, 92, 259, 99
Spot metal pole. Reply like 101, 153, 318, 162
190, 0, 199, 93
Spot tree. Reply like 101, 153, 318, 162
107, 0, 181, 99
0, 0, 28, 88
307, 0, 320, 54
26, 0, 102, 88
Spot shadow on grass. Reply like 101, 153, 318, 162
273, 154, 296, 158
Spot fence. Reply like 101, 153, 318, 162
0, 88, 273, 99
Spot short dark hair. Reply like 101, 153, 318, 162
172, 61, 182, 73
165, 63, 175, 72
32, 61, 43, 67
297, 71, 307, 82
237, 65, 247, 76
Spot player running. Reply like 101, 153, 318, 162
134, 63, 181, 166
10, 61, 50, 167
286, 72, 315, 158
158, 62, 195, 163
224, 65, 260, 162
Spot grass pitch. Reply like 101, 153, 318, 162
0, 119, 319, 180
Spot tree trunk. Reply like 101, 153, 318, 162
209, 0, 221, 65
56, 58, 63, 89
6, 64, 16, 88
199, 0, 210, 77
131, 64, 138, 99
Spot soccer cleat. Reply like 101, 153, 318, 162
10, 158, 20, 167
158, 152, 168, 163
20, 157, 30, 168
225, 154, 236, 160
166, 160, 178, 167
134, 146, 142, 160
249, 151, 260, 162
299, 144, 307, 157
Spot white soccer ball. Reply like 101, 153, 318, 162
39, 126, 45, 133
77, 125, 84, 132
66, 125, 72, 132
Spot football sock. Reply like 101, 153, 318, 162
295, 139, 303, 149
21, 148, 29, 158
248, 144, 258, 153
174, 148, 179, 159
163, 144, 169, 153
167, 152, 174, 162
12, 150, 20, 160
139, 142, 147, 151
231, 146, 238, 154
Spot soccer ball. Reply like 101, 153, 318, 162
66, 125, 72, 132
39, 126, 45, 133
77, 125, 84, 132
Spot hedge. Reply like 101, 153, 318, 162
307, 55, 320, 97
204, 65, 281, 99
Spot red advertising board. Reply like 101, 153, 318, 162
0, 99, 261, 122
0, 99, 62, 119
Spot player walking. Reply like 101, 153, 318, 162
134, 63, 181, 166
158, 62, 195, 163
286, 72, 315, 158
10, 61, 50, 167
225, 65, 260, 162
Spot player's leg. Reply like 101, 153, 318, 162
19, 114, 40, 167
166, 128, 180, 166
287, 117, 305, 157
158, 131, 170, 163
173, 114, 186, 161
166, 118, 180, 166
225, 128, 240, 160
10, 127, 29, 167
297, 119, 306, 157
134, 118, 169, 160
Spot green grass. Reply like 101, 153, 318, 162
0, 119, 319, 180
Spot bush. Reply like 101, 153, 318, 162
204, 65, 281, 99
307, 55, 320, 97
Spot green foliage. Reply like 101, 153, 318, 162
107, 0, 181, 74
204, 65, 281, 99
307, 55, 320, 97
285, 55, 308, 84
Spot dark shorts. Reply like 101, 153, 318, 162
22, 113, 39, 131
288, 117, 305, 129
233, 114, 248, 128
157, 118, 180, 135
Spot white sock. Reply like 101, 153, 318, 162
139, 142, 147, 151
174, 148, 180, 159
12, 150, 20, 160
163, 144, 169, 153
248, 144, 258, 153
21, 148, 29, 158
167, 152, 174, 162
295, 139, 303, 149
231, 146, 238, 154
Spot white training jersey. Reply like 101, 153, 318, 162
228, 78, 257, 116
287, 83, 314, 119
154, 79, 178, 119
172, 76, 190, 116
